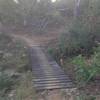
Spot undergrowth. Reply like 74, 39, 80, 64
72, 46, 100, 84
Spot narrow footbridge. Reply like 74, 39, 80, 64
29, 46, 74, 90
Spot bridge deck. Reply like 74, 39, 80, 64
29, 46, 74, 90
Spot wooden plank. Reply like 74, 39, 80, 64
34, 85, 73, 90
33, 82, 73, 88
33, 80, 72, 84
32, 70, 64, 74
33, 73, 65, 76
33, 77, 70, 81
32, 70, 64, 73
33, 76, 69, 80
29, 46, 74, 90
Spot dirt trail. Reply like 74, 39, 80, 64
10, 33, 77, 100
10, 33, 39, 46
10, 28, 62, 46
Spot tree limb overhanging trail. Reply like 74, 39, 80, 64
11, 33, 75, 90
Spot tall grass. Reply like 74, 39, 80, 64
13, 72, 36, 100
72, 46, 100, 84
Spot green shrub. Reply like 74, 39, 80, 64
91, 46, 100, 74
72, 46, 100, 84
47, 47, 54, 56
72, 55, 90, 84
0, 33, 29, 72
76, 94, 96, 100
58, 0, 100, 57
0, 72, 13, 92
59, 19, 95, 56
14, 72, 36, 100
0, 97, 10, 100
47, 47, 61, 61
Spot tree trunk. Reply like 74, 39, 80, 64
0, 22, 3, 33
74, 0, 81, 18
24, 19, 27, 26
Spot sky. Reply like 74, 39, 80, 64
51, 0, 57, 3
13, 0, 57, 4
13, 0, 19, 4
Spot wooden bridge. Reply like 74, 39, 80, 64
29, 46, 74, 90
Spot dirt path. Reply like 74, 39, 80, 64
10, 33, 38, 46
36, 89, 77, 100
10, 33, 77, 100
10, 28, 62, 46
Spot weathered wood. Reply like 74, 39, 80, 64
34, 85, 73, 90
33, 77, 70, 81
29, 46, 74, 90
33, 75, 69, 78
33, 83, 73, 88
33, 83, 73, 90
33, 79, 72, 84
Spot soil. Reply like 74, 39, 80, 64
8, 27, 100, 100
10, 27, 62, 46
9, 28, 78, 100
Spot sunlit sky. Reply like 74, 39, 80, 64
13, 0, 57, 4
13, 0, 19, 4
51, 0, 57, 3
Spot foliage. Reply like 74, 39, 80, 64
76, 94, 96, 100
72, 55, 90, 84
0, 33, 32, 98
0, 97, 9, 100
0, 0, 19, 24
47, 47, 61, 61
0, 72, 36, 100
0, 72, 13, 94
47, 47, 54, 55
58, 0, 100, 57
13, 72, 36, 100
59, 20, 95, 56
89, 46, 100, 75
0, 0, 68, 34
72, 46, 100, 84
0, 33, 29, 72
